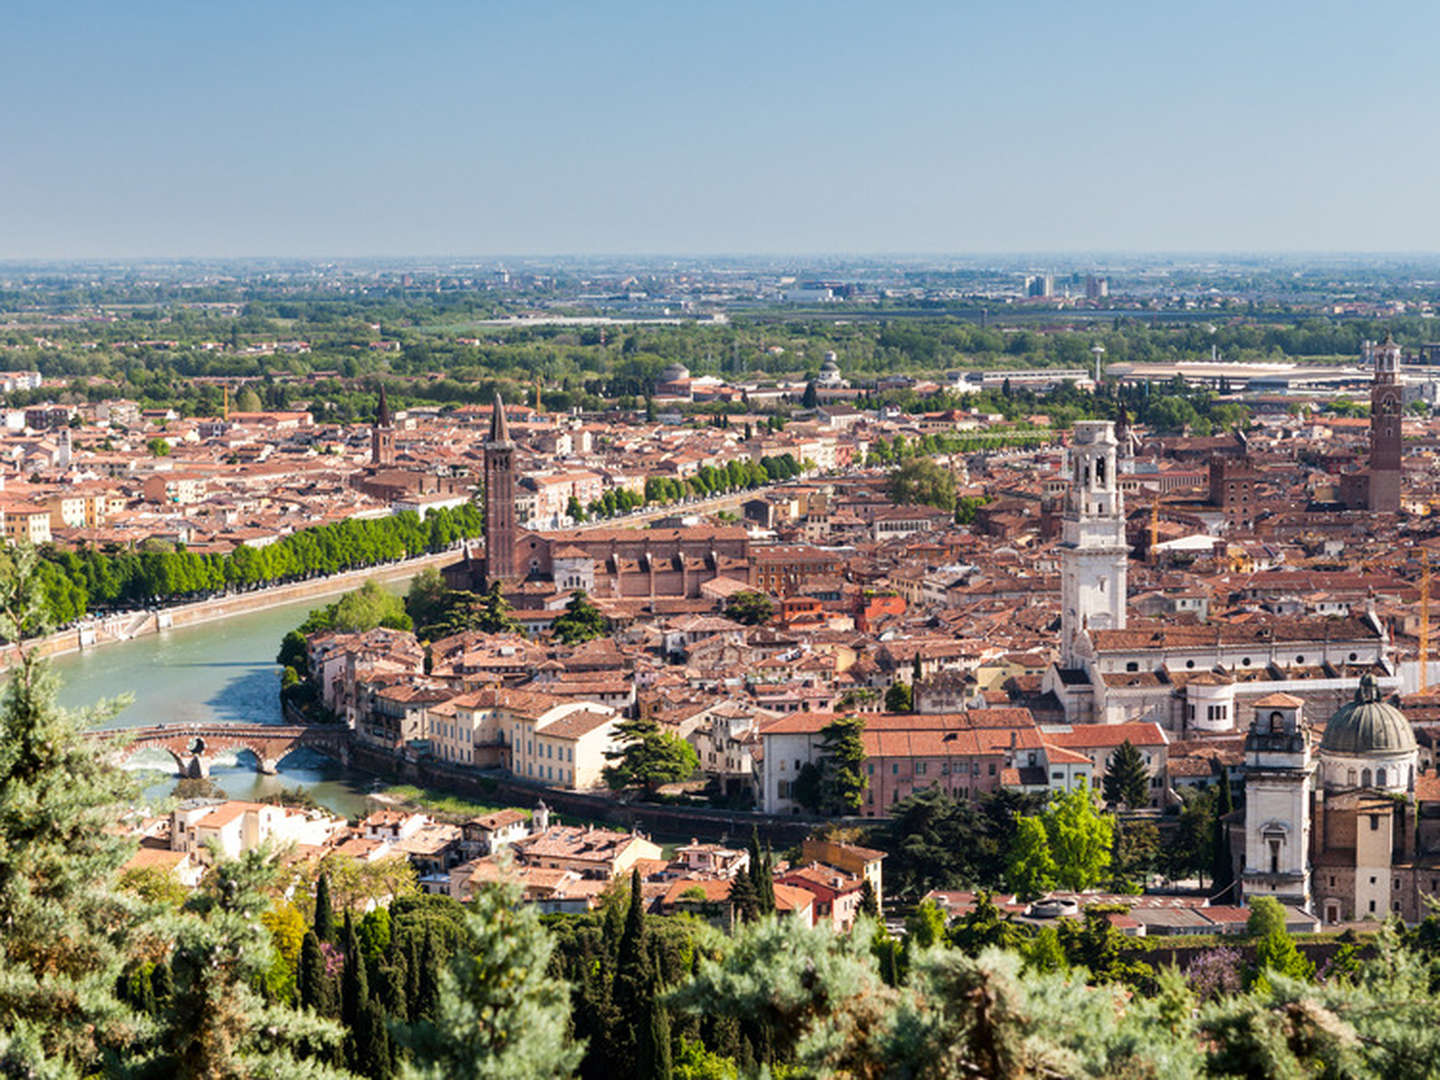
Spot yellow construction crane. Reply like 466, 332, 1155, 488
1148, 492, 1160, 562
223, 384, 229, 422
1422, 549, 1431, 693
535, 376, 544, 414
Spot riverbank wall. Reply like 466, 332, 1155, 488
5, 549, 459, 668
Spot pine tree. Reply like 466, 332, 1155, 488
315, 871, 336, 942
0, 547, 151, 1073
161, 847, 355, 1079
1103, 739, 1151, 809
402, 878, 582, 1080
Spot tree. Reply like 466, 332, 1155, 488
884, 681, 912, 713
148, 436, 172, 456
887, 457, 957, 511
0, 547, 149, 1073
801, 380, 818, 408
315, 871, 336, 942
299, 929, 331, 1012
795, 714, 868, 816
1044, 782, 1114, 892
1102, 740, 1150, 809
552, 590, 607, 644
162, 848, 354, 1079
1005, 816, 1057, 900
1211, 777, 1236, 896
1245, 896, 1289, 940
1110, 818, 1159, 892
723, 590, 775, 626
603, 716, 700, 794
906, 898, 948, 948
403, 877, 583, 1080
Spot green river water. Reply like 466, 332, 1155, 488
55, 585, 405, 818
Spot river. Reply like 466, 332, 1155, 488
56, 585, 405, 819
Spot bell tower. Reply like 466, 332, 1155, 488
371, 385, 395, 467
1060, 421, 1128, 668
484, 392, 519, 584
1241, 694, 1314, 907
1366, 333, 1402, 512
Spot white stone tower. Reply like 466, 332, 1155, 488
1241, 694, 1314, 906
1059, 420, 1128, 668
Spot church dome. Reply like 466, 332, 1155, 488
1319, 674, 1415, 756
658, 362, 691, 383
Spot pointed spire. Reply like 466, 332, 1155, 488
376, 384, 392, 428
489, 391, 512, 445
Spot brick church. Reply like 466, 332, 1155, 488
443, 394, 752, 602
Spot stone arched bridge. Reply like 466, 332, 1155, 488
93, 723, 350, 779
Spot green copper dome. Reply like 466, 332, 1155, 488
1320, 674, 1415, 756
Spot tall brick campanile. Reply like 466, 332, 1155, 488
483, 391, 519, 583
1367, 333, 1402, 512
371, 385, 395, 466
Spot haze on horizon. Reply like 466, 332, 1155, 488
3, 0, 1437, 261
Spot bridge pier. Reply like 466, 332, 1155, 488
181, 755, 214, 779
258, 757, 280, 775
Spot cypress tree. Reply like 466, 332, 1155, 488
1212, 774, 1237, 894
151, 959, 173, 1013
613, 869, 650, 1067
758, 842, 776, 915
353, 993, 392, 1080
342, 913, 369, 1033
314, 872, 335, 943
416, 930, 442, 1023
298, 930, 328, 1013
637, 954, 673, 1080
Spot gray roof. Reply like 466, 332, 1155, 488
1320, 674, 1416, 756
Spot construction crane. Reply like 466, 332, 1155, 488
222, 384, 229, 422
1148, 492, 1160, 563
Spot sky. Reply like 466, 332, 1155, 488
3, 0, 1439, 259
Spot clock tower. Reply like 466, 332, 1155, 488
1367, 334, 1402, 513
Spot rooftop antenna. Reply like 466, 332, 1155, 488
1091, 343, 1106, 387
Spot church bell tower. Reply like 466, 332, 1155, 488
1366, 333, 1402, 512
483, 392, 519, 585
371, 386, 395, 467
1060, 421, 1128, 668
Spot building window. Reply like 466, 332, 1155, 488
1126, 662, 1139, 672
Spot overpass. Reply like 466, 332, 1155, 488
93, 723, 350, 779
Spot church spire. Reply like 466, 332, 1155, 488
376, 384, 392, 428
489, 391, 512, 445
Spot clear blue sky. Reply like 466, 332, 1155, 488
3, 0, 1437, 258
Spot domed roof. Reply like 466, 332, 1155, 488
1320, 675, 1415, 756
658, 362, 691, 382
820, 356, 840, 372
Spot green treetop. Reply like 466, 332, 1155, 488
403, 877, 582, 1080
552, 590, 608, 644
1102, 739, 1150, 809
602, 716, 700, 795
